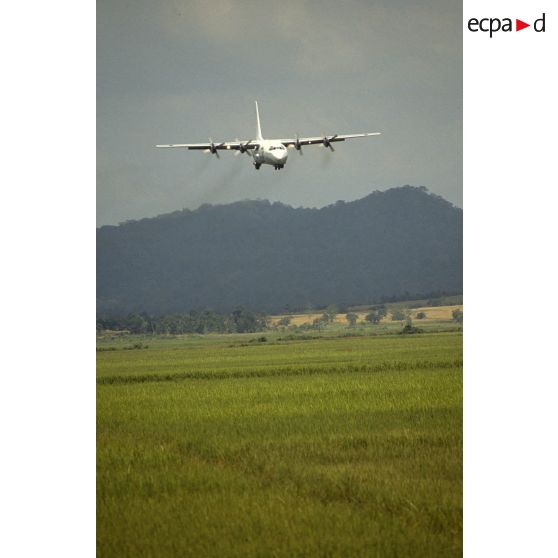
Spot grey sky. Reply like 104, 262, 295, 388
97, 0, 462, 226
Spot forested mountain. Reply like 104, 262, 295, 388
97, 186, 462, 316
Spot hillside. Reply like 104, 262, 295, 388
97, 186, 462, 315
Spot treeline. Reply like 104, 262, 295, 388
96, 307, 268, 335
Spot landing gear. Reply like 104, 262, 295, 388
273, 165, 284, 170
254, 162, 261, 170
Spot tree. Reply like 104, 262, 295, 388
391, 308, 406, 321
346, 312, 358, 327
365, 305, 387, 324
277, 316, 292, 327
313, 315, 329, 330
416, 311, 426, 320
323, 304, 339, 323
400, 315, 423, 335
452, 308, 463, 324
125, 313, 149, 334
96, 315, 121, 331
232, 306, 258, 333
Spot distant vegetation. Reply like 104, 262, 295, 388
365, 305, 388, 324
452, 308, 464, 323
390, 308, 407, 321
97, 186, 462, 316
97, 307, 267, 334
96, 295, 463, 336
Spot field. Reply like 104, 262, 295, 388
268, 304, 463, 327
97, 329, 462, 557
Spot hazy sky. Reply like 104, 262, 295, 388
97, 0, 462, 226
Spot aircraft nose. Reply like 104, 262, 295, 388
275, 150, 287, 161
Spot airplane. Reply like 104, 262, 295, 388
156, 101, 381, 170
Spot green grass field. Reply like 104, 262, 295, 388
97, 331, 462, 557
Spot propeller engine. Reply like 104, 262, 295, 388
206, 138, 224, 158
238, 140, 252, 154
294, 135, 303, 155
322, 134, 338, 152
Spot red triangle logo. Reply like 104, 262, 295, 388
516, 19, 530, 31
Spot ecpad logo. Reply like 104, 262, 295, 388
468, 13, 546, 37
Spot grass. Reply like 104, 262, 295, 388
97, 331, 462, 557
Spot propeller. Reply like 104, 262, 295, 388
322, 134, 338, 152
237, 139, 253, 156
205, 137, 223, 158
294, 134, 303, 156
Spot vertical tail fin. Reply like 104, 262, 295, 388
255, 101, 263, 140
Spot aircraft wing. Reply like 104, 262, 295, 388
155, 140, 259, 151
279, 132, 381, 150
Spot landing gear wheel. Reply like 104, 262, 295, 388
254, 163, 261, 170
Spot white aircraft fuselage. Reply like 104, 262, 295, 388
252, 140, 288, 169
156, 101, 381, 171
